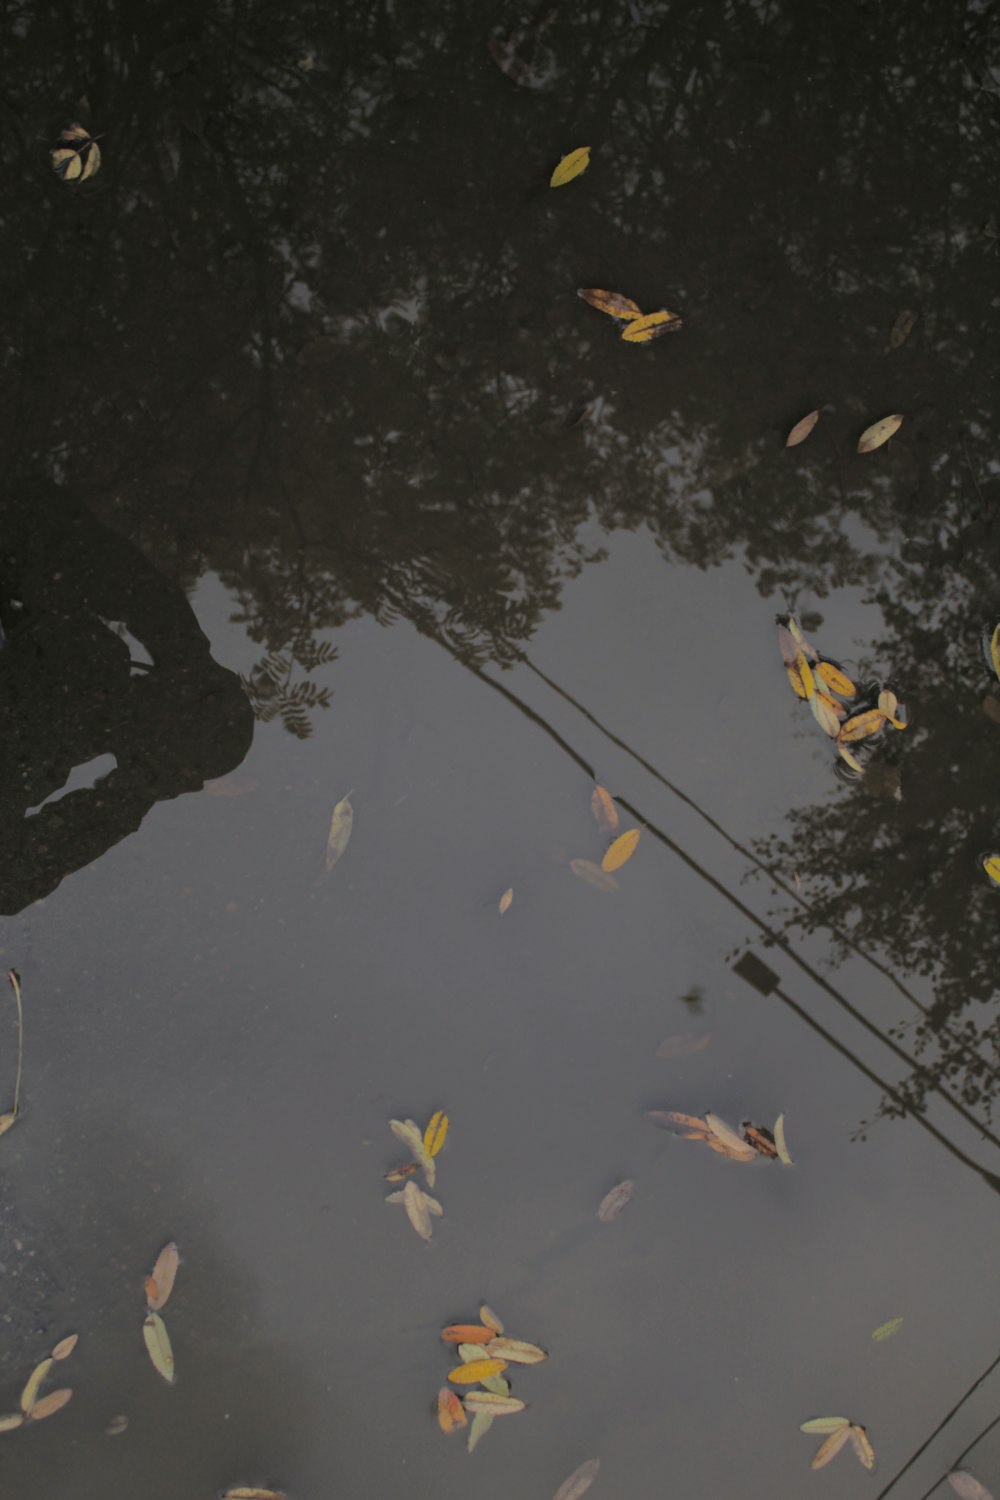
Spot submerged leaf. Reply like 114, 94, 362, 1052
447, 1359, 507, 1385
800, 1417, 851, 1433
325, 792, 354, 870
888, 309, 917, 349
462, 1391, 525, 1414
442, 1324, 493, 1345
811, 1425, 851, 1469
949, 1472, 995, 1500
480, 1304, 504, 1335
857, 414, 903, 453
0, 1413, 22, 1432
577, 288, 642, 321
499, 887, 513, 914
570, 858, 618, 893
553, 1458, 601, 1500
774, 1113, 793, 1165
849, 1425, 876, 1470
146, 1242, 180, 1311
550, 146, 590, 187
601, 829, 640, 873
596, 1179, 634, 1222
656, 1032, 712, 1058
620, 309, 683, 342
591, 784, 620, 834
27, 1388, 72, 1422
871, 1317, 903, 1342
402, 1179, 433, 1241
423, 1111, 449, 1159
467, 1410, 495, 1452
438, 1386, 467, 1433
486, 1337, 548, 1365
20, 1358, 53, 1414
786, 410, 820, 447
142, 1314, 175, 1384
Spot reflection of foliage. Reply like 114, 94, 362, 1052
241, 645, 335, 739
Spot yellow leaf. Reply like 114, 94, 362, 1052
838, 743, 866, 775
800, 1417, 850, 1433
146, 1241, 180, 1311
462, 1390, 525, 1414
704, 1114, 756, 1159
438, 1387, 467, 1433
20, 1358, 53, 1415
591, 784, 620, 834
810, 693, 841, 738
486, 1337, 547, 1364
871, 1317, 903, 1342
577, 288, 643, 321
447, 1358, 507, 1384
0, 1413, 22, 1432
479, 1304, 504, 1335
839, 709, 885, 744
849, 1425, 876, 1470
815, 660, 856, 697
50, 147, 83, 180
27, 1388, 72, 1422
811, 1425, 851, 1469
983, 854, 1000, 886
79, 141, 101, 182
785, 650, 815, 700
620, 309, 683, 343
142, 1313, 175, 1384
787, 614, 818, 658
0, 1112, 17, 1137
423, 1110, 448, 1159
774, 1113, 793, 1165
402, 1179, 433, 1241
601, 828, 640, 873
60, 122, 91, 142
786, 410, 819, 447
857, 414, 903, 453
325, 791, 354, 870
499, 887, 513, 914
990, 625, 1000, 682
550, 146, 590, 187
570, 858, 618, 892
51, 1334, 78, 1362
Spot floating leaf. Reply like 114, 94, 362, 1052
857, 414, 903, 453
811, 693, 841, 738
647, 1109, 711, 1136
871, 1317, 903, 1342
480, 1373, 510, 1396
459, 1342, 490, 1362
704, 1135, 757, 1161
620, 309, 683, 343
816, 690, 847, 724
949, 1472, 995, 1500
550, 146, 590, 187
983, 854, 1000, 887
462, 1391, 525, 1414
447, 1359, 507, 1385
499, 888, 513, 914
811, 1425, 851, 1469
79, 141, 101, 181
786, 650, 816, 701
877, 690, 907, 729
467, 1410, 494, 1452
28, 1388, 72, 1422
705, 1114, 756, 1158
1, 969, 24, 1136
390, 1118, 434, 1185
50, 147, 83, 181
988, 625, 1000, 682
486, 1338, 548, 1365
105, 1415, 129, 1436
422, 1190, 443, 1217
577, 288, 642, 322
800, 1417, 851, 1433
742, 1123, 778, 1158
815, 660, 856, 698
384, 1190, 405, 1203
438, 1387, 467, 1433
20, 1358, 53, 1414
403, 1179, 433, 1241
786, 411, 820, 448
143, 1313, 175, 1384
596, 1179, 634, 1222
777, 625, 801, 667
838, 743, 866, 775
888, 309, 917, 350
423, 1111, 449, 1159
0, 1413, 22, 1432
787, 615, 819, 659
656, 1032, 712, 1058
591, 785, 620, 834
60, 121, 91, 142
480, 1304, 504, 1335
325, 791, 354, 870
146, 1242, 180, 1311
553, 1459, 601, 1500
442, 1324, 494, 1345
51, 1334, 78, 1362
839, 709, 885, 744
601, 829, 640, 873
224, 1491, 289, 1500
849, 1425, 876, 1470
570, 858, 618, 892
774, 1113, 793, 1165
384, 1162, 420, 1182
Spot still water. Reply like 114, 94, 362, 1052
3, 3, 1000, 1497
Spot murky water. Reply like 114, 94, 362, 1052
4, 4, 1000, 1497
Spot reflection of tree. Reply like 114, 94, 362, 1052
4, 7, 1000, 1089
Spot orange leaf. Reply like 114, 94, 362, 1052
441, 1325, 493, 1345
849, 1426, 876, 1470
601, 828, 640, 873
576, 288, 642, 321
438, 1387, 467, 1433
146, 1242, 180, 1311
448, 1359, 507, 1384
499, 887, 513, 914
785, 410, 819, 447
27, 1388, 72, 1423
620, 309, 683, 343
812, 1426, 851, 1469
591, 785, 619, 835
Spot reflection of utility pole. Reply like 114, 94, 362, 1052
869, 1350, 1000, 1500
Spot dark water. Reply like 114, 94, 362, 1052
3, 3, 1000, 1497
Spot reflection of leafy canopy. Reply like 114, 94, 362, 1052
4, 5, 1000, 1089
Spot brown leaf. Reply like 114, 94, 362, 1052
577, 288, 642, 321
620, 309, 683, 342
26, 1388, 72, 1422
384, 1162, 420, 1182
51, 1335, 78, 1362
146, 1241, 180, 1311
553, 1458, 601, 1500
596, 1179, 634, 1222
438, 1387, 468, 1433
704, 1136, 757, 1161
447, 1359, 508, 1384
499, 887, 513, 914
811, 1425, 851, 1469
591, 784, 620, 834
786, 410, 820, 447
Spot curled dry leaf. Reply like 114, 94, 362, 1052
811, 1425, 852, 1469
591, 784, 619, 834
447, 1358, 507, 1385
553, 1458, 601, 1500
570, 858, 618, 893
499, 887, 513, 914
577, 288, 642, 321
325, 791, 354, 870
438, 1386, 467, 1433
601, 828, 640, 873
871, 1317, 903, 1342
423, 1111, 449, 1159
27, 1388, 72, 1423
596, 1179, 634, 1222
462, 1391, 525, 1415
146, 1241, 180, 1311
550, 146, 590, 187
620, 309, 683, 342
774, 1113, 793, 1165
480, 1304, 504, 1335
839, 709, 885, 744
403, 1179, 433, 1241
857, 414, 903, 453
849, 1425, 876, 1470
51, 1334, 78, 1361
656, 1032, 712, 1058
815, 660, 856, 698
442, 1324, 493, 1345
486, 1337, 548, 1364
786, 410, 820, 448
468, 1410, 494, 1452
143, 1313, 175, 1384
20, 1358, 53, 1415
800, 1417, 850, 1433
949, 1472, 995, 1500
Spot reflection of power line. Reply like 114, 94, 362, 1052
871, 1350, 1000, 1500
519, 654, 1000, 1154
456, 655, 1000, 1186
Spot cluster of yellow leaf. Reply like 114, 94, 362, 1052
800, 1416, 876, 1471
384, 1111, 448, 1240
569, 785, 641, 894
649, 1108, 793, 1165
777, 614, 907, 777
0, 1331, 78, 1434
577, 288, 683, 344
51, 122, 101, 183
143, 1241, 180, 1383
437, 1304, 547, 1452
